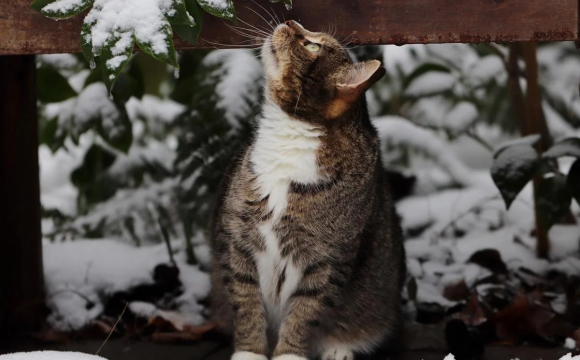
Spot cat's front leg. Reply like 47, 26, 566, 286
228, 243, 269, 360
272, 260, 347, 360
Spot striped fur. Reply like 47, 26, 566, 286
207, 21, 405, 360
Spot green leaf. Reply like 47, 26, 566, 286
403, 62, 451, 89
168, 0, 195, 25
132, 52, 168, 96
84, 66, 103, 88
567, 159, 580, 206
32, 0, 94, 19
81, 22, 95, 66
536, 175, 572, 232
70, 143, 119, 209
543, 137, 580, 159
39, 116, 58, 148
269, 0, 292, 9
407, 277, 417, 302
172, 0, 204, 45
97, 106, 133, 153
110, 60, 146, 105
170, 50, 212, 104
135, 22, 179, 68
36, 66, 77, 103
491, 144, 539, 209
100, 32, 135, 93
70, 143, 117, 188
197, 0, 236, 22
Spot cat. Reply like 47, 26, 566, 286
207, 20, 406, 360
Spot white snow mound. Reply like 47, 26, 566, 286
0, 351, 108, 360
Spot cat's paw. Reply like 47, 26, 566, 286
321, 348, 354, 360
272, 355, 307, 360
232, 351, 268, 360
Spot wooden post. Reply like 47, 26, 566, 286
0, 55, 45, 340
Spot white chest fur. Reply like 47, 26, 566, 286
249, 100, 322, 325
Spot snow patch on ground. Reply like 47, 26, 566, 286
564, 338, 577, 350
43, 239, 210, 331
0, 352, 107, 360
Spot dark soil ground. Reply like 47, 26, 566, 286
1, 339, 578, 360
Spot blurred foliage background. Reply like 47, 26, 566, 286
37, 41, 580, 262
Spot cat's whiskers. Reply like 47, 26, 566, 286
227, 27, 266, 41
339, 31, 357, 47
235, 17, 272, 37
249, 0, 280, 26
268, 5, 281, 25
244, 6, 276, 31
225, 21, 269, 37
224, 25, 267, 44
293, 91, 301, 115
199, 38, 263, 49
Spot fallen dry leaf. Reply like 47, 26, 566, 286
458, 293, 487, 326
444, 279, 470, 301
151, 322, 217, 343
30, 326, 70, 344
467, 249, 508, 275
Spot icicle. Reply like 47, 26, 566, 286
174, 68, 180, 79
89, 60, 96, 70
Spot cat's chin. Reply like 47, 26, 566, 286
261, 38, 280, 78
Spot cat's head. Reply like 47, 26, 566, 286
261, 20, 385, 121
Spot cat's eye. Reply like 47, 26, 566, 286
305, 43, 320, 53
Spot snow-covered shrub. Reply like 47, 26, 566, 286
40, 49, 262, 259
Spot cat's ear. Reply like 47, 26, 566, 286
327, 60, 385, 119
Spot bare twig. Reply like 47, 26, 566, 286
95, 302, 128, 356
465, 130, 494, 152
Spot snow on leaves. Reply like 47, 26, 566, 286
32, 0, 93, 19
81, 0, 180, 91
491, 136, 580, 230
197, 0, 236, 22
32, 0, 247, 92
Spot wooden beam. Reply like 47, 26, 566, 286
1, 0, 578, 55
0, 55, 45, 338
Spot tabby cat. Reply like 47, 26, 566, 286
207, 20, 406, 360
